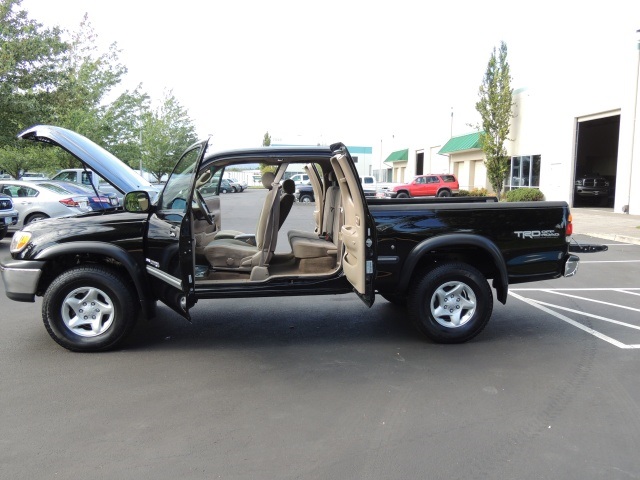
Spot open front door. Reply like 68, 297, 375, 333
145, 140, 209, 319
330, 144, 376, 306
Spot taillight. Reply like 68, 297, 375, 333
566, 213, 573, 236
59, 197, 90, 211
59, 198, 81, 207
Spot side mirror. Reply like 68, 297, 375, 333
124, 191, 151, 213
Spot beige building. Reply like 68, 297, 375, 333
382, 33, 640, 215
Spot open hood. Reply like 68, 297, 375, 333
18, 125, 158, 195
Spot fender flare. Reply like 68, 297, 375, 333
396, 234, 509, 304
33, 241, 155, 317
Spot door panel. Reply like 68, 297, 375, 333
330, 148, 375, 305
145, 140, 208, 319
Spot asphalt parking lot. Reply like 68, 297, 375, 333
1, 192, 640, 479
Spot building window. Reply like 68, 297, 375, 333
505, 155, 541, 190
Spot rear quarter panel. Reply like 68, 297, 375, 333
368, 199, 570, 291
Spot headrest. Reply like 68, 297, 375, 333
261, 172, 276, 189
282, 178, 295, 194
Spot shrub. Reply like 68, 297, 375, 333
456, 188, 488, 197
468, 187, 489, 196
504, 188, 545, 202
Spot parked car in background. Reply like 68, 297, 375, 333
0, 193, 19, 237
200, 178, 237, 194
36, 181, 120, 210
382, 174, 459, 198
51, 168, 159, 203
228, 178, 247, 192
294, 183, 315, 203
19, 172, 49, 181
574, 173, 611, 203
360, 175, 377, 197
0, 180, 91, 229
289, 173, 310, 185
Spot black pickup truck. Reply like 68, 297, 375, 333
1, 125, 580, 352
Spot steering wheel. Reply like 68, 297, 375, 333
194, 189, 214, 225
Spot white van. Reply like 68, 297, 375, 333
289, 173, 310, 185
359, 176, 377, 196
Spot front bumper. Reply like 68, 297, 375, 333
575, 187, 609, 197
0, 255, 45, 302
0, 208, 19, 229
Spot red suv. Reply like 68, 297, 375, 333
384, 174, 459, 198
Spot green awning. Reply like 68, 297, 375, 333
385, 148, 409, 163
438, 132, 483, 155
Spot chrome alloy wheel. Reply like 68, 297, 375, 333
430, 281, 477, 328
61, 286, 115, 337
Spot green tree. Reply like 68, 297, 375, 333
139, 90, 197, 182
259, 131, 274, 175
475, 41, 514, 200
48, 15, 148, 168
0, 0, 69, 175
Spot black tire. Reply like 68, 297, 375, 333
437, 189, 451, 197
381, 293, 406, 306
42, 265, 138, 352
396, 192, 410, 199
299, 195, 313, 203
25, 213, 49, 225
221, 187, 228, 194
408, 262, 492, 344
231, 186, 237, 193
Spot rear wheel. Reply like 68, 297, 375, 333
25, 212, 49, 225
437, 189, 451, 197
300, 194, 313, 203
408, 262, 492, 343
42, 265, 138, 352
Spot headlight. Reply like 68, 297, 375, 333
10, 231, 32, 253
575, 180, 583, 186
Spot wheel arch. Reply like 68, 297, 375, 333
396, 234, 508, 304
33, 241, 155, 318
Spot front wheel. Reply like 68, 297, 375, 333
396, 192, 410, 199
299, 195, 313, 203
408, 262, 492, 343
42, 265, 138, 352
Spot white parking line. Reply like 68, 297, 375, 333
580, 260, 640, 263
616, 289, 640, 297
542, 290, 640, 313
527, 299, 640, 331
511, 288, 640, 291
509, 292, 640, 349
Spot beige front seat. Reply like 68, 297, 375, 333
203, 173, 282, 280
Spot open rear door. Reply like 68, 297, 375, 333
330, 144, 376, 306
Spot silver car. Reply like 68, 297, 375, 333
0, 180, 92, 230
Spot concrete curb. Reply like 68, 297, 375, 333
582, 233, 640, 245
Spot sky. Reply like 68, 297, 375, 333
19, 0, 640, 157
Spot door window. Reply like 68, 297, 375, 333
157, 146, 202, 217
